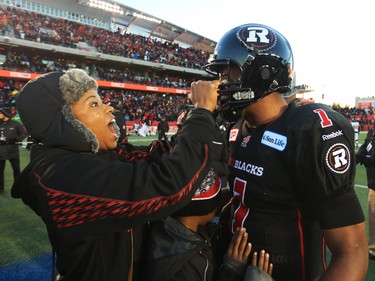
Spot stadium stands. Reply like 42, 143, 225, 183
0, 0, 370, 134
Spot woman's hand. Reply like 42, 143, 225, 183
189, 80, 219, 112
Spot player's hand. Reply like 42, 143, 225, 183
252, 250, 273, 276
189, 80, 219, 112
225, 227, 251, 264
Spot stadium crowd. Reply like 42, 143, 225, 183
1, 76, 374, 130
1, 6, 374, 128
0, 6, 210, 70
1, 50, 194, 89
0, 78, 190, 123
332, 104, 375, 130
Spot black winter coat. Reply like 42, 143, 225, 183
145, 216, 254, 281
146, 216, 217, 281
12, 71, 218, 281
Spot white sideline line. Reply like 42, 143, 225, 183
355, 184, 367, 189
132, 138, 155, 142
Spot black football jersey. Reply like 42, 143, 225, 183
227, 102, 364, 281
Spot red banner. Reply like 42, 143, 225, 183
358, 101, 373, 109
0, 70, 190, 95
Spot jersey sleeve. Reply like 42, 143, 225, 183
288, 105, 364, 229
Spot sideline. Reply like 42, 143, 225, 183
355, 184, 367, 189
128, 138, 155, 142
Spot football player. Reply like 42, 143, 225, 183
198, 23, 368, 281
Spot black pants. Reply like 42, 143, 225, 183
158, 131, 168, 141
0, 158, 20, 192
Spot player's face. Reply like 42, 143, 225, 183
218, 65, 241, 84
71, 89, 119, 150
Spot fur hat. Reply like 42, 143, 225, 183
0, 107, 12, 119
172, 170, 221, 217
59, 68, 98, 105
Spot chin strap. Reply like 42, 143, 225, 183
221, 107, 243, 123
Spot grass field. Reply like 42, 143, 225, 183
0, 134, 374, 280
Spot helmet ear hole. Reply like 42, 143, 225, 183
260, 66, 271, 80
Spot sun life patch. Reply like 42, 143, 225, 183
261, 130, 287, 151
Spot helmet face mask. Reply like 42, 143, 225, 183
204, 23, 294, 122
206, 60, 255, 122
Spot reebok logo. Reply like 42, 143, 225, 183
322, 130, 343, 141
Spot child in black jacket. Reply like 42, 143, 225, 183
145, 172, 273, 281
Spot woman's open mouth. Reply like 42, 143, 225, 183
108, 119, 119, 139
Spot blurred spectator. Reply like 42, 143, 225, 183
356, 129, 375, 260
157, 115, 169, 141
0, 107, 27, 195
113, 103, 127, 144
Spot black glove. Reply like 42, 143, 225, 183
356, 151, 374, 166
362, 156, 374, 166
147, 140, 171, 163
356, 146, 367, 165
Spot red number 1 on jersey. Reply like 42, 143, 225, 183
232, 177, 250, 233
313, 109, 333, 128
